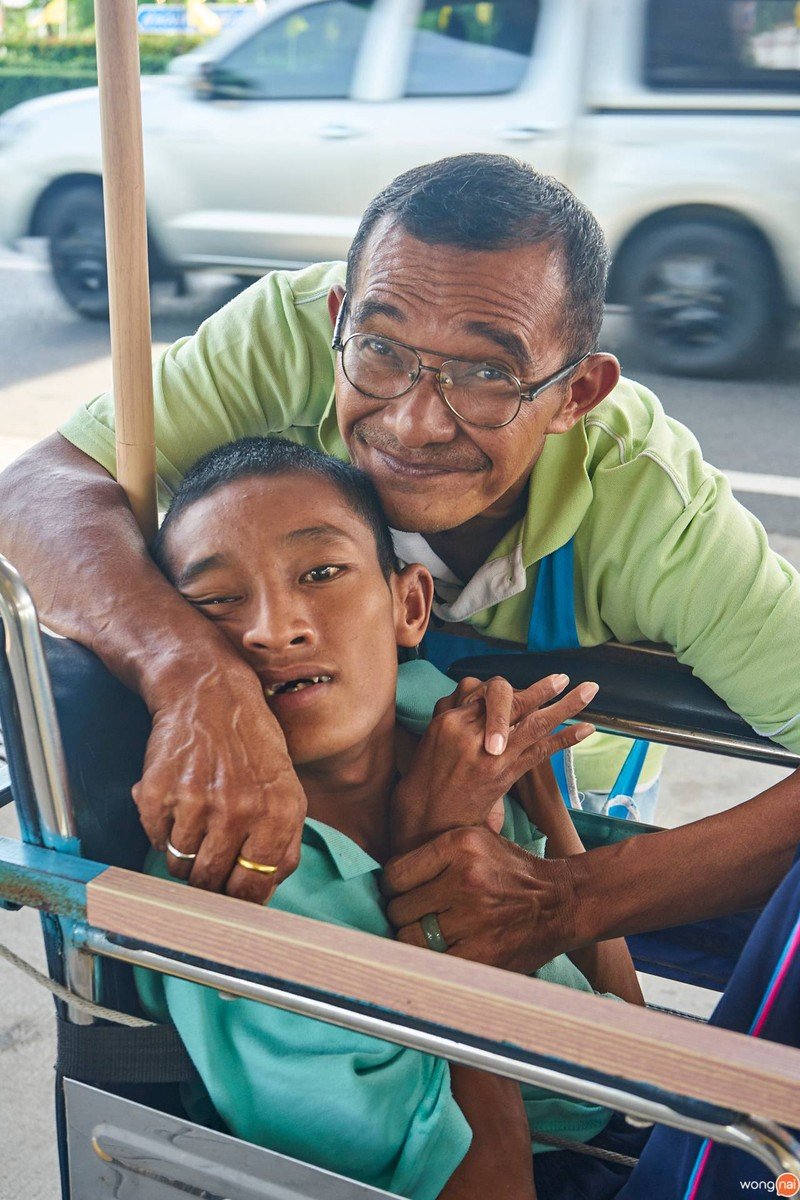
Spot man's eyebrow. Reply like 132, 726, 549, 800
352, 298, 406, 326
175, 553, 228, 588
463, 321, 536, 373
284, 523, 358, 546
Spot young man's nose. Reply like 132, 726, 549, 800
241, 595, 315, 652
384, 371, 459, 449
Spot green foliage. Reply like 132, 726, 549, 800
0, 34, 203, 113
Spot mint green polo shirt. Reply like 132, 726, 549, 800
59, 262, 800, 789
135, 660, 614, 1198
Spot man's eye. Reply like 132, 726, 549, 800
471, 364, 508, 384
363, 337, 403, 365
301, 565, 344, 583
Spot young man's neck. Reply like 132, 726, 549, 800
297, 713, 400, 863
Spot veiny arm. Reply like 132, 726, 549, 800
0, 434, 306, 900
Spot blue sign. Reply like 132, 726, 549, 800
137, 4, 251, 34
137, 6, 189, 33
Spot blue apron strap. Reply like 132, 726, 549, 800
606, 737, 650, 818
526, 540, 581, 652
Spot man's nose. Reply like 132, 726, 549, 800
384, 369, 459, 449
241, 594, 315, 653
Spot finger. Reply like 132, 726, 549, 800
485, 797, 506, 834
395, 922, 427, 950
382, 828, 465, 898
517, 722, 595, 773
509, 682, 598, 753
187, 824, 242, 893
480, 677, 514, 756
226, 826, 301, 904
163, 813, 206, 881
433, 676, 483, 718
386, 879, 452, 930
131, 781, 174, 852
508, 673, 570, 726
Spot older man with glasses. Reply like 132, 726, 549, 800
1, 153, 798, 972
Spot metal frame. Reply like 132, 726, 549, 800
2, 553, 800, 1181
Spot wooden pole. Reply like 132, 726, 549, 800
94, 0, 158, 544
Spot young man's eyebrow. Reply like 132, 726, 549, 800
284, 523, 358, 546
175, 553, 228, 588
352, 298, 406, 326
463, 321, 536, 373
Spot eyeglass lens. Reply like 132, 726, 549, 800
342, 334, 521, 427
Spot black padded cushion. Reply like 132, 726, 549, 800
451, 642, 782, 753
42, 633, 152, 868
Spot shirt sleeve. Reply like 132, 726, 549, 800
576, 424, 800, 753
57, 265, 340, 499
136, 968, 471, 1200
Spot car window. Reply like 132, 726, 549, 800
212, 1, 372, 99
405, 0, 539, 97
645, 0, 800, 92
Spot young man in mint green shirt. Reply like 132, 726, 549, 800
138, 435, 641, 1200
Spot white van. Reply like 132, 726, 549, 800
0, 0, 798, 375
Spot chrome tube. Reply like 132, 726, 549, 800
79, 927, 800, 1179
0, 555, 75, 842
584, 709, 800, 768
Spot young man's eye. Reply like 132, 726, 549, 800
301, 565, 345, 583
188, 595, 242, 608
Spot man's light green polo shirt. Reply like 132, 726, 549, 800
59, 262, 800, 789
135, 660, 614, 1198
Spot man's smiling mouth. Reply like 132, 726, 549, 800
263, 674, 333, 698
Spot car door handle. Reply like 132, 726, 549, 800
318, 123, 365, 140
500, 125, 545, 141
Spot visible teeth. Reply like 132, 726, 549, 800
264, 674, 332, 697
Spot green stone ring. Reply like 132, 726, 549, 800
420, 912, 448, 953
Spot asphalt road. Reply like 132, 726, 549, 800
0, 243, 798, 1199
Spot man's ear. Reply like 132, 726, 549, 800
328, 285, 346, 329
545, 353, 620, 435
392, 564, 434, 649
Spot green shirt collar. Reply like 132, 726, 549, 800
302, 817, 381, 880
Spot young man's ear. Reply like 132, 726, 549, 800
393, 564, 434, 649
546, 353, 620, 435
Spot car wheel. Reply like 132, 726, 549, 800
621, 221, 780, 377
44, 185, 109, 319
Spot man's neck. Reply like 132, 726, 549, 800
426, 482, 529, 582
297, 715, 399, 864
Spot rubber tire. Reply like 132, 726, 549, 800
44, 184, 110, 319
620, 220, 780, 377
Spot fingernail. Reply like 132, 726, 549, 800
579, 682, 599, 702
488, 733, 506, 756
575, 723, 595, 741
553, 673, 570, 691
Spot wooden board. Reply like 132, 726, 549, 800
87, 867, 800, 1125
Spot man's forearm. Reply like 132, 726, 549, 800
569, 769, 800, 948
0, 434, 242, 704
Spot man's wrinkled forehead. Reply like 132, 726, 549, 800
351, 220, 570, 369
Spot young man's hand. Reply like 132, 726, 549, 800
132, 658, 307, 904
391, 674, 596, 853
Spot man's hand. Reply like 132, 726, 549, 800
392, 674, 596, 853
132, 660, 306, 903
383, 826, 576, 973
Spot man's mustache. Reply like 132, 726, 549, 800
352, 420, 490, 473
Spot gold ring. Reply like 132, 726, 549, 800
236, 855, 279, 875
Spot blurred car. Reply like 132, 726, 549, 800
0, 0, 799, 375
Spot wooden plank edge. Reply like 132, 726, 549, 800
87, 867, 800, 1125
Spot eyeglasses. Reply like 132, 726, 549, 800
331, 293, 589, 430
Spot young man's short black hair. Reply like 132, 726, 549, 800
153, 436, 399, 581
346, 153, 610, 361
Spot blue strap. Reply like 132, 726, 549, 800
606, 737, 650, 818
